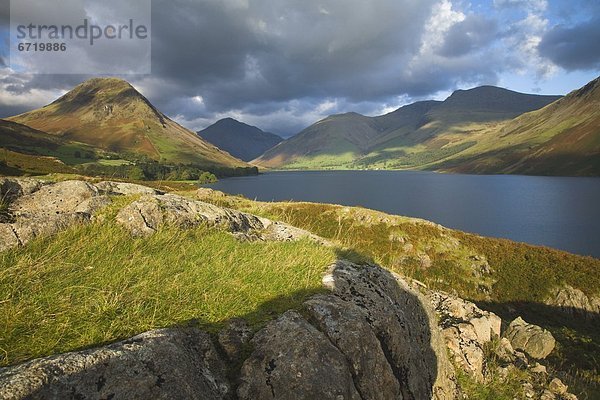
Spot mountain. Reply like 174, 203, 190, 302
253, 86, 561, 170
197, 118, 282, 161
435, 77, 600, 176
7, 78, 248, 169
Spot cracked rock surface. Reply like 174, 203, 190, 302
0, 179, 109, 251
0, 329, 231, 400
115, 192, 324, 243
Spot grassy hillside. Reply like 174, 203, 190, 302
434, 77, 600, 176
8, 78, 248, 169
254, 86, 562, 172
198, 118, 282, 162
255, 112, 381, 168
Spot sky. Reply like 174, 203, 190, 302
0, 0, 599, 137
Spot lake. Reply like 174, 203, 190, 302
208, 171, 600, 258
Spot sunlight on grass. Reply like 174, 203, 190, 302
0, 222, 335, 366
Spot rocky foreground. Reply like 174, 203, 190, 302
0, 178, 583, 399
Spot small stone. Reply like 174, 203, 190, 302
540, 389, 557, 400
495, 337, 516, 364
418, 253, 432, 269
529, 362, 547, 375
513, 351, 529, 369
548, 377, 568, 395
522, 382, 535, 398
496, 366, 510, 380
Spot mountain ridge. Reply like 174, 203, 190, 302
254, 84, 562, 170
435, 77, 600, 175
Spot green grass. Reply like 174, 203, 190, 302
0, 215, 336, 366
95, 159, 133, 167
0, 148, 76, 175
354, 141, 477, 169
280, 138, 359, 170
220, 200, 600, 302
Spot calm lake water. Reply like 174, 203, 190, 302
208, 171, 600, 258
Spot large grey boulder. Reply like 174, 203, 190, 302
0, 180, 110, 251
95, 181, 162, 196
10, 180, 99, 216
115, 194, 264, 237
11, 212, 91, 245
304, 294, 402, 399
321, 261, 458, 399
504, 317, 556, 359
0, 328, 232, 400
238, 310, 361, 400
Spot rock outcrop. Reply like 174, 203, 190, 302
0, 179, 110, 251
547, 285, 600, 321
95, 181, 163, 196
429, 291, 501, 380
115, 193, 323, 243
504, 317, 556, 360
0, 328, 231, 400
238, 310, 362, 400
0, 179, 323, 252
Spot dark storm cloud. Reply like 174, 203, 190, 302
538, 17, 600, 71
150, 0, 436, 110
438, 15, 498, 57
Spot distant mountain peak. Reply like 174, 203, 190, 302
8, 78, 249, 168
447, 85, 536, 100
216, 117, 240, 123
198, 118, 282, 162
438, 84, 561, 115
213, 117, 255, 128
52, 77, 137, 104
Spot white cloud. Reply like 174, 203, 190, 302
500, 1, 558, 79
418, 0, 466, 55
